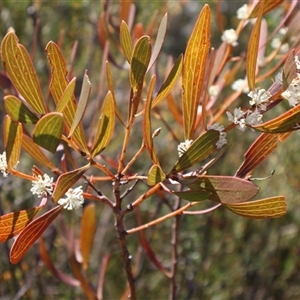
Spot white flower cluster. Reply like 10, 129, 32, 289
248, 88, 271, 111
178, 140, 193, 157
227, 107, 263, 132
30, 173, 84, 210
58, 186, 84, 210
221, 29, 238, 47
207, 123, 227, 149
236, 4, 250, 20
30, 174, 54, 197
231, 79, 249, 93
282, 72, 300, 107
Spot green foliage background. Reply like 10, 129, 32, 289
1, 1, 300, 299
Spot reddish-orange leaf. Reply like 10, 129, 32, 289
236, 132, 291, 178
80, 204, 97, 270
182, 4, 210, 140
10, 205, 62, 264
45, 41, 88, 154
226, 196, 287, 219
1, 31, 47, 115
246, 1, 264, 91
0, 205, 45, 242
3, 115, 22, 172
253, 104, 300, 133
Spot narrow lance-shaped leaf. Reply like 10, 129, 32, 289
90, 91, 115, 157
0, 204, 45, 242
246, 1, 264, 91
252, 104, 300, 133
171, 130, 219, 173
52, 164, 90, 203
56, 77, 76, 113
10, 205, 63, 264
33, 112, 63, 154
134, 54, 183, 117
147, 13, 168, 72
4, 95, 39, 124
45, 42, 89, 154
69, 71, 91, 137
80, 204, 97, 270
3, 115, 22, 172
143, 75, 158, 164
120, 21, 133, 63
225, 196, 287, 219
147, 164, 166, 186
235, 132, 291, 178
22, 134, 57, 170
0, 32, 47, 115
182, 4, 210, 140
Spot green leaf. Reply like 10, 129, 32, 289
151, 55, 183, 110
130, 36, 151, 92
52, 164, 90, 203
252, 105, 300, 133
147, 164, 166, 186
235, 132, 291, 178
226, 196, 287, 219
80, 204, 97, 270
182, 4, 210, 140
3, 115, 22, 172
143, 75, 158, 164
56, 77, 76, 113
45, 41, 89, 154
90, 91, 115, 157
1, 32, 47, 115
171, 130, 219, 173
4, 95, 39, 124
120, 21, 133, 63
22, 134, 57, 170
69, 71, 91, 137
246, 1, 264, 91
147, 13, 168, 72
10, 206, 62, 264
185, 176, 259, 204
33, 112, 63, 154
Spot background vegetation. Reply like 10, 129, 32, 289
1, 1, 300, 299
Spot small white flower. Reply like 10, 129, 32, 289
282, 73, 300, 107
30, 174, 54, 197
237, 4, 249, 20
178, 140, 193, 157
231, 79, 249, 93
208, 85, 219, 97
245, 109, 263, 126
294, 56, 300, 70
221, 29, 238, 47
58, 186, 84, 210
207, 123, 227, 148
248, 88, 271, 110
0, 152, 8, 177
226, 107, 245, 124
279, 27, 288, 36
